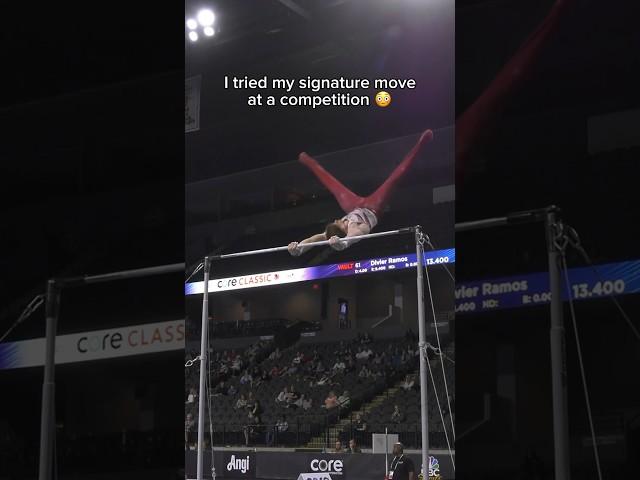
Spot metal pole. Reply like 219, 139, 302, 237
38, 279, 60, 480
414, 227, 430, 478
546, 209, 571, 480
197, 257, 211, 480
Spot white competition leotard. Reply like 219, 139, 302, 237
342, 207, 378, 231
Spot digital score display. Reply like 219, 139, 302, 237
455, 260, 640, 314
185, 248, 456, 295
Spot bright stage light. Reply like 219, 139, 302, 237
197, 9, 215, 27
189, 31, 199, 42
203, 26, 215, 37
186, 18, 198, 30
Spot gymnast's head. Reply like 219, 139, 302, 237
325, 220, 347, 239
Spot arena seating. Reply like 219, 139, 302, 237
185, 333, 454, 449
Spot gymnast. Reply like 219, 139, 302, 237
287, 129, 433, 256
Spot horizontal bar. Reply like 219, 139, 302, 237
211, 227, 415, 261
455, 207, 554, 233
455, 216, 508, 232
59, 263, 185, 287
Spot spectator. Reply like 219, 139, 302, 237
269, 365, 281, 378
292, 352, 304, 365
276, 387, 289, 405
284, 364, 298, 376
185, 413, 195, 448
240, 370, 252, 385
231, 356, 243, 373
246, 392, 256, 410
324, 391, 338, 409
348, 438, 362, 453
294, 393, 306, 409
391, 404, 404, 424
333, 440, 345, 453
235, 394, 247, 410
268, 348, 282, 361
358, 365, 371, 379
315, 361, 325, 373
362, 332, 372, 344
251, 398, 262, 418
286, 386, 299, 407
212, 381, 227, 396
354, 412, 367, 432
266, 415, 288, 446
186, 387, 197, 404
243, 411, 261, 446
260, 369, 270, 383
227, 384, 238, 396
401, 375, 415, 391
332, 358, 346, 374
302, 396, 313, 411
337, 390, 351, 409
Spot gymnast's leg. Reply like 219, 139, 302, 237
456, 0, 575, 170
363, 129, 433, 213
298, 152, 363, 213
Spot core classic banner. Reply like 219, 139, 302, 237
0, 319, 185, 370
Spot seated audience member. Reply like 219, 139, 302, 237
358, 365, 371, 379
243, 411, 261, 446
348, 438, 362, 453
231, 356, 243, 373
268, 348, 281, 361
276, 387, 289, 405
337, 390, 351, 409
401, 374, 415, 391
302, 396, 313, 411
269, 365, 281, 378
324, 391, 339, 409
186, 387, 197, 404
333, 440, 345, 453
212, 381, 227, 396
294, 393, 306, 409
235, 394, 248, 410
354, 412, 367, 431
391, 404, 405, 423
332, 358, 346, 374
266, 415, 289, 446
286, 386, 299, 406
227, 384, 237, 396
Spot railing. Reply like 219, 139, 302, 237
195, 419, 450, 450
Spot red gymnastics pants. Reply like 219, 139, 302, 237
299, 129, 433, 216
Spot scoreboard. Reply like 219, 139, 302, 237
185, 248, 455, 294
455, 259, 640, 314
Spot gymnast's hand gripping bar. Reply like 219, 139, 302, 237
208, 226, 417, 261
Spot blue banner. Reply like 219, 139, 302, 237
455, 260, 640, 314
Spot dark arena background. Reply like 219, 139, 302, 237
455, 0, 640, 478
0, 0, 638, 479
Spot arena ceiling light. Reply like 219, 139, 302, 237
186, 7, 216, 43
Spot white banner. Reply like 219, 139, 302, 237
0, 320, 185, 370
185, 75, 201, 132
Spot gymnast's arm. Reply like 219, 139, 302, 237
328, 222, 370, 251
287, 233, 327, 256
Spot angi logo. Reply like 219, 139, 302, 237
227, 455, 251, 473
